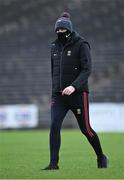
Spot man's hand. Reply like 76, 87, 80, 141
62, 86, 75, 96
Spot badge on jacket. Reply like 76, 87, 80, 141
53, 53, 57, 56
67, 50, 71, 56
77, 108, 81, 115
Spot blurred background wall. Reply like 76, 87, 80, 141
0, 0, 124, 128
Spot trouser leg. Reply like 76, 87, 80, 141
70, 92, 103, 158
50, 95, 69, 165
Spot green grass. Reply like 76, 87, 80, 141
0, 130, 124, 179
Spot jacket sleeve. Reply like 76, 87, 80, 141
71, 42, 92, 91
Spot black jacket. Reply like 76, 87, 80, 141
51, 31, 91, 94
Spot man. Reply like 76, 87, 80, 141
43, 12, 108, 170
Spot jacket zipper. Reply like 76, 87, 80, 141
59, 47, 64, 92
59, 42, 71, 92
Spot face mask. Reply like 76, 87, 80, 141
57, 31, 71, 44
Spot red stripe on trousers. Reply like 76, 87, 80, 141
83, 92, 94, 138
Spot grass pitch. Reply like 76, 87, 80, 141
0, 130, 124, 179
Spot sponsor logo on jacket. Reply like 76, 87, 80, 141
67, 50, 71, 56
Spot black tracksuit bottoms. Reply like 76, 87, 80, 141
50, 91, 103, 165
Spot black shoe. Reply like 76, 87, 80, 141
42, 164, 59, 170
97, 155, 109, 168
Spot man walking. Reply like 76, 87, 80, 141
43, 12, 108, 170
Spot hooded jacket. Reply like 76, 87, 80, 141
51, 31, 91, 94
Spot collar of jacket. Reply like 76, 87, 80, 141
53, 31, 80, 48
52, 31, 90, 50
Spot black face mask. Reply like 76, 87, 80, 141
57, 31, 71, 45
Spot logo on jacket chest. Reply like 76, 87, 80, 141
67, 50, 71, 56
53, 53, 57, 56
